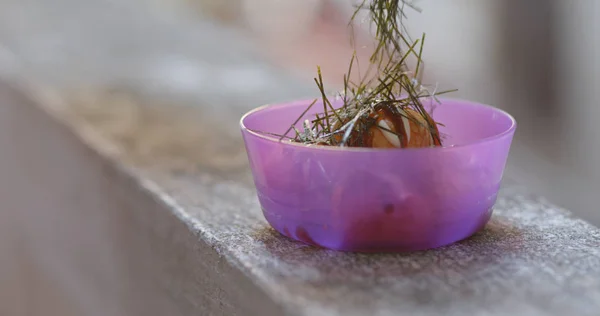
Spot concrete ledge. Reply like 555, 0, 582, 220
2, 82, 600, 316
0, 83, 283, 316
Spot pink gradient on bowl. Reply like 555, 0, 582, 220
241, 98, 516, 252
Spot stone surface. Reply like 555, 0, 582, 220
2, 82, 597, 316
147, 172, 600, 316
134, 173, 600, 316
0, 83, 285, 316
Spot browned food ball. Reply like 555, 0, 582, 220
361, 107, 440, 148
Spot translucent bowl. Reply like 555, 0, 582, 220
241, 98, 516, 252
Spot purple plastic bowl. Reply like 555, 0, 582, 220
241, 98, 516, 252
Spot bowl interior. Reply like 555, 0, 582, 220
242, 98, 515, 147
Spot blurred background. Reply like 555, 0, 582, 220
5, 0, 594, 219
0, 0, 598, 314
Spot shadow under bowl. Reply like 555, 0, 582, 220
241, 98, 516, 252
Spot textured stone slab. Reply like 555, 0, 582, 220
8, 83, 597, 316
147, 173, 600, 316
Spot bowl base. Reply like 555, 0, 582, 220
264, 207, 493, 253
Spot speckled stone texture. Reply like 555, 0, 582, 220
4, 82, 596, 316
149, 174, 600, 316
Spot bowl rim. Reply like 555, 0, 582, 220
240, 97, 517, 152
